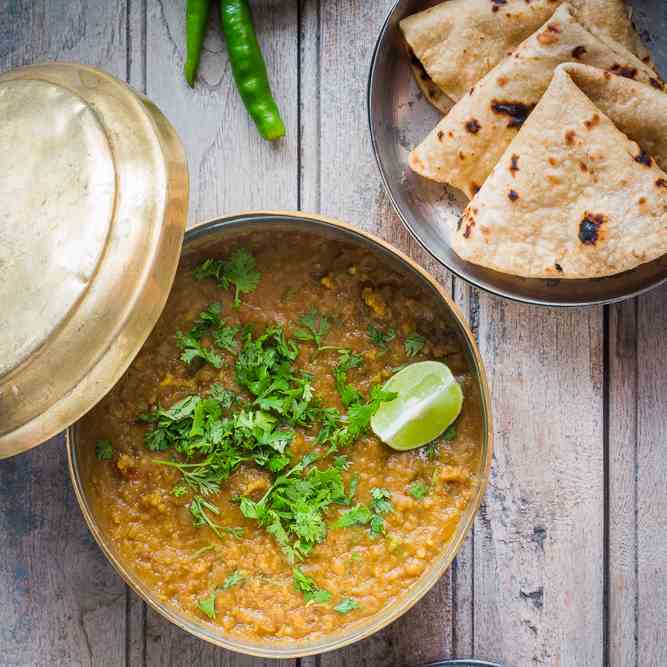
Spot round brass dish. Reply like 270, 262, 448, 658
67, 211, 492, 658
0, 63, 188, 458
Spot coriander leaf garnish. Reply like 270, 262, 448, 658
348, 473, 360, 500
176, 303, 241, 367
198, 590, 218, 619
208, 384, 238, 409
223, 570, 245, 589
239, 453, 347, 563
333, 455, 350, 471
189, 496, 228, 540
335, 597, 359, 614
224, 249, 261, 308
95, 439, 113, 461
369, 487, 393, 536
333, 350, 363, 407
408, 481, 429, 500
194, 249, 261, 308
191, 544, 215, 559
367, 324, 396, 350
293, 310, 331, 350
176, 330, 223, 368
423, 441, 440, 460
404, 333, 426, 357
293, 567, 332, 604
333, 504, 372, 529
443, 423, 457, 441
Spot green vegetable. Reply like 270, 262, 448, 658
335, 597, 359, 614
293, 310, 330, 350
293, 567, 332, 604
194, 249, 261, 308
333, 504, 372, 529
95, 439, 113, 461
404, 333, 426, 357
368, 324, 396, 350
239, 453, 348, 562
223, 570, 245, 589
198, 590, 218, 619
334, 488, 393, 536
198, 570, 244, 619
191, 544, 215, 559
219, 0, 286, 140
408, 481, 429, 500
189, 496, 244, 540
184, 0, 211, 87
333, 350, 363, 407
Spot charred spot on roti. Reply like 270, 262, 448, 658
491, 100, 533, 128
463, 221, 475, 238
584, 114, 600, 130
437, 130, 444, 141
537, 23, 561, 45
610, 64, 638, 80
565, 130, 577, 146
638, 196, 647, 206
508, 190, 519, 202
634, 149, 653, 167
579, 213, 606, 245
497, 75, 509, 87
458, 151, 466, 161
655, 178, 667, 189
571, 45, 587, 59
650, 77, 664, 90
448, 130, 455, 138
491, 0, 507, 12
465, 119, 481, 134
510, 154, 520, 175
548, 157, 558, 167
471, 182, 481, 195
554, 263, 564, 273
579, 161, 589, 173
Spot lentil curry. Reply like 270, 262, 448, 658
78, 229, 484, 643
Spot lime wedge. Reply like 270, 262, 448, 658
371, 361, 463, 451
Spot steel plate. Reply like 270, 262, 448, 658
368, 0, 667, 306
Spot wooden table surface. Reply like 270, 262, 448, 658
1, 1, 666, 666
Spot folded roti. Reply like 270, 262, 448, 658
400, 0, 649, 104
452, 64, 667, 279
409, 3, 660, 198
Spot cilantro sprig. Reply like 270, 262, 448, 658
293, 567, 332, 604
404, 333, 426, 357
194, 248, 261, 308
368, 324, 396, 350
293, 310, 331, 350
95, 439, 113, 461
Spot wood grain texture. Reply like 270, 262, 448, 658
0, 3, 131, 666
472, 301, 605, 667
635, 290, 667, 666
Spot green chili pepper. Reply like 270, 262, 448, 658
185, 0, 211, 87
219, 0, 286, 141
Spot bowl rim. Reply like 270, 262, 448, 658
66, 210, 493, 658
367, 0, 667, 308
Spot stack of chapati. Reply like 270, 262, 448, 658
403, 1, 667, 279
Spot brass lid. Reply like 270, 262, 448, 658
0, 63, 189, 458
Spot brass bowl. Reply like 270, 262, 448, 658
66, 211, 493, 658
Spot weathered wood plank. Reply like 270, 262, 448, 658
608, 300, 638, 667
472, 301, 605, 666
140, 0, 299, 663
0, 3, 131, 666
635, 291, 667, 666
